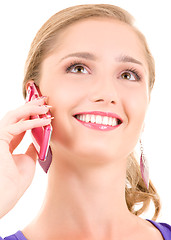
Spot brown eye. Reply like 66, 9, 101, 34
121, 71, 135, 81
71, 65, 88, 74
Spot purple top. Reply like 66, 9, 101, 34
148, 220, 171, 240
1, 220, 171, 240
1, 231, 26, 240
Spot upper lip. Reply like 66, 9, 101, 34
73, 111, 123, 123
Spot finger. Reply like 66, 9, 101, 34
1, 103, 52, 126
13, 151, 37, 189
15, 104, 52, 122
9, 131, 25, 153
25, 96, 48, 106
0, 117, 53, 144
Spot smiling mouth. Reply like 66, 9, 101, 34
74, 114, 122, 126
73, 112, 123, 130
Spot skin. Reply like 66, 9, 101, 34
23, 18, 163, 240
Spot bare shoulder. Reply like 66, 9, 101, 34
135, 218, 164, 240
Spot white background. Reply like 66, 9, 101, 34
0, 0, 170, 236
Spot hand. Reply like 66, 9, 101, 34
0, 97, 53, 218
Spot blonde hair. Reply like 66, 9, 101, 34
23, 4, 160, 220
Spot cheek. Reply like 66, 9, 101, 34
129, 94, 147, 119
46, 85, 86, 146
123, 88, 149, 140
117, 89, 148, 157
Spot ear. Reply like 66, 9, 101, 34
25, 80, 35, 91
25, 80, 43, 100
26, 80, 42, 96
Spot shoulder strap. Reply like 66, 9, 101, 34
3, 231, 27, 240
148, 220, 171, 240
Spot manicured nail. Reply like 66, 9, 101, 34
36, 96, 48, 100
43, 105, 52, 108
42, 116, 54, 120
40, 96, 48, 99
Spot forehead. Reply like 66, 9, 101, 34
56, 17, 146, 65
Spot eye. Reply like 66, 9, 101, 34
72, 65, 88, 74
121, 71, 136, 81
120, 69, 141, 81
66, 63, 89, 74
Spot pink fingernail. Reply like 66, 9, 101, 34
42, 116, 54, 120
43, 105, 52, 108
40, 96, 48, 99
35, 96, 47, 100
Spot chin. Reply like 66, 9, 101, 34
70, 141, 122, 165
51, 133, 131, 167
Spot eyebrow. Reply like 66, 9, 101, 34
59, 52, 143, 66
59, 52, 97, 62
116, 55, 143, 65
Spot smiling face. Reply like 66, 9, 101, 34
38, 18, 149, 166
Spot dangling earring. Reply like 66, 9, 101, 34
140, 140, 149, 189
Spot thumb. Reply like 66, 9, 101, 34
25, 143, 38, 163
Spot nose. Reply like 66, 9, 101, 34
88, 75, 119, 105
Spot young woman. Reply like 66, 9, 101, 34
0, 4, 170, 240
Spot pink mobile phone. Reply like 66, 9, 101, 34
26, 82, 52, 173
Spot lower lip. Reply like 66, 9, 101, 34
74, 118, 121, 131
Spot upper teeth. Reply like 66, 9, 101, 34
75, 114, 120, 126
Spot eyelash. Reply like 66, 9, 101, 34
66, 61, 88, 73
65, 62, 142, 81
121, 68, 142, 81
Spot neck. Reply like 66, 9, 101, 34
25, 156, 135, 239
